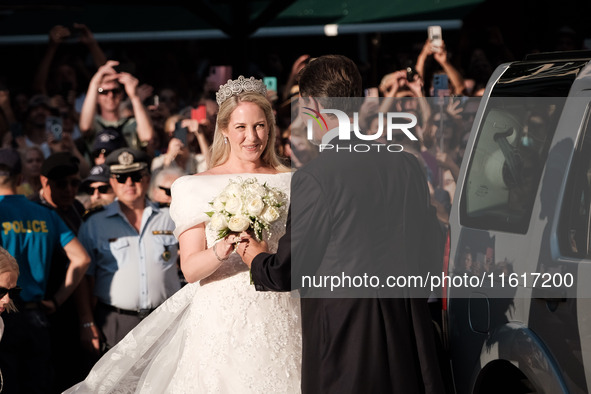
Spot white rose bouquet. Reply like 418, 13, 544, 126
206, 177, 288, 241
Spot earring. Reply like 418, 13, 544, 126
224, 137, 228, 144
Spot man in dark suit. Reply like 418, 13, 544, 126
238, 54, 445, 393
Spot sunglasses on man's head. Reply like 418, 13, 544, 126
97, 87, 123, 96
53, 178, 81, 190
86, 185, 112, 194
158, 186, 172, 197
113, 171, 145, 184
0, 286, 21, 299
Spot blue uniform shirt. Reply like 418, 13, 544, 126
0, 195, 75, 301
79, 199, 181, 310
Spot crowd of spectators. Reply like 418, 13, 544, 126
0, 19, 587, 393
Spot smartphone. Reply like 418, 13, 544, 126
263, 76, 277, 92
46, 116, 63, 141
173, 121, 188, 145
145, 95, 159, 108
428, 25, 443, 53
432, 73, 449, 98
191, 105, 207, 122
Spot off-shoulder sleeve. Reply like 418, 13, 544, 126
169, 172, 293, 239
169, 175, 214, 238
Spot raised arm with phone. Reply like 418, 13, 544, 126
79, 60, 155, 150
415, 27, 466, 97
32, 23, 107, 99
152, 110, 211, 174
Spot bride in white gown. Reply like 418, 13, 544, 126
65, 77, 301, 393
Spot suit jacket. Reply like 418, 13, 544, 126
251, 142, 446, 393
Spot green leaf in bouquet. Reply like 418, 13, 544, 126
217, 228, 230, 240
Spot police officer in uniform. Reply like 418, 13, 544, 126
0, 148, 90, 393
77, 147, 181, 352
80, 163, 116, 215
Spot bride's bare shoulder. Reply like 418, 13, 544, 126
193, 168, 219, 176
193, 165, 288, 176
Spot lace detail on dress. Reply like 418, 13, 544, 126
169, 173, 300, 393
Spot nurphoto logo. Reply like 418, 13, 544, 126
304, 108, 418, 153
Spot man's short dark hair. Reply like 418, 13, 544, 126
0, 148, 22, 177
297, 54, 363, 113
41, 152, 79, 180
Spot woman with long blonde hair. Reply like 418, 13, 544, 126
67, 76, 301, 393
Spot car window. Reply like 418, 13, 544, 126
460, 97, 563, 233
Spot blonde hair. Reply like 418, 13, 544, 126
209, 92, 289, 172
21, 145, 44, 161
0, 247, 19, 313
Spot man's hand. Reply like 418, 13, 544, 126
379, 70, 408, 98
91, 60, 119, 87
117, 72, 140, 100
236, 232, 269, 268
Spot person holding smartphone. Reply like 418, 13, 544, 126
151, 111, 211, 175
79, 60, 155, 155
415, 33, 467, 97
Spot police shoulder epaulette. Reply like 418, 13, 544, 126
83, 205, 105, 220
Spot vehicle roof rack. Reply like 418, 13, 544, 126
524, 50, 591, 62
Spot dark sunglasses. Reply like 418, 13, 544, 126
53, 179, 81, 190
97, 87, 123, 96
86, 185, 112, 194
0, 286, 21, 299
113, 171, 145, 184
158, 186, 171, 196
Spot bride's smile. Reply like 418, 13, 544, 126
224, 101, 269, 163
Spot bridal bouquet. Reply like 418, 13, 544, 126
206, 177, 288, 241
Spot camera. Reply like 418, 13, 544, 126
406, 66, 418, 82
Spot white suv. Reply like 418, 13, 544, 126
446, 50, 591, 394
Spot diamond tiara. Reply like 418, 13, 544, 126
215, 75, 267, 106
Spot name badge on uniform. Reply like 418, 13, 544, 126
152, 230, 174, 235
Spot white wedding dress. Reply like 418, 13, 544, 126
65, 172, 302, 394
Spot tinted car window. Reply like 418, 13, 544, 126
461, 97, 563, 233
